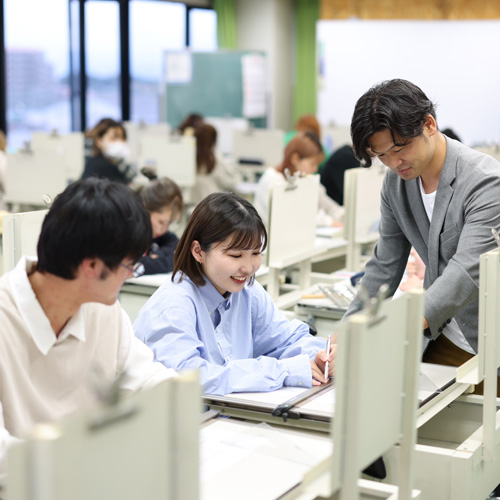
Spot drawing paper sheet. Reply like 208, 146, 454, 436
210, 362, 456, 417
201, 419, 332, 500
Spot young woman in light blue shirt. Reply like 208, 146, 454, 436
133, 192, 333, 396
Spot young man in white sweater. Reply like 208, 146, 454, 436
0, 177, 177, 480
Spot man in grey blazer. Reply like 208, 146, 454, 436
345, 79, 500, 394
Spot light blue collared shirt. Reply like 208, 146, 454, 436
134, 273, 325, 395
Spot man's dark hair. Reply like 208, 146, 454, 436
37, 178, 152, 279
351, 79, 437, 167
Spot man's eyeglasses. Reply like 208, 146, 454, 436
120, 262, 145, 278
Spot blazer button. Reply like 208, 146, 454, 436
447, 319, 451, 324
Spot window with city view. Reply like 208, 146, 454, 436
5, 0, 70, 150
130, 0, 186, 124
4, 0, 217, 149
85, 0, 121, 129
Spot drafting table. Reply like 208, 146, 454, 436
343, 163, 387, 272
31, 131, 85, 182
5, 150, 68, 208
383, 245, 500, 500
6, 371, 200, 500
1, 210, 48, 273
203, 363, 458, 434
203, 289, 425, 499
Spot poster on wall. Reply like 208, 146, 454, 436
164, 51, 192, 85
241, 52, 267, 118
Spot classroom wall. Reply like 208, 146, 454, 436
235, 0, 294, 130
316, 19, 500, 146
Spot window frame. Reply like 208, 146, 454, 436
0, 0, 215, 135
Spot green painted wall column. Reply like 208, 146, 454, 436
214, 0, 237, 49
293, 0, 319, 122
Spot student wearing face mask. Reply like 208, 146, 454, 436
253, 131, 344, 228
134, 170, 184, 275
82, 119, 137, 184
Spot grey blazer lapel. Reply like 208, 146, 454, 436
406, 179, 429, 245
428, 139, 458, 279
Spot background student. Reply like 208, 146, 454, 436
81, 118, 137, 184
134, 192, 333, 396
253, 131, 344, 227
320, 143, 359, 206
0, 178, 177, 480
284, 113, 329, 171
190, 122, 241, 205
135, 170, 184, 275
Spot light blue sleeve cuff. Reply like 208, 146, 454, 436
282, 354, 312, 388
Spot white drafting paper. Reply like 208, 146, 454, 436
200, 419, 332, 500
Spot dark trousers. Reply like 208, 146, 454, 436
423, 334, 500, 397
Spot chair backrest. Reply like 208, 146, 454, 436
7, 371, 200, 500
343, 163, 386, 271
331, 288, 424, 500
2, 210, 48, 273
137, 135, 196, 188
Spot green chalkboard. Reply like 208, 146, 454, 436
165, 51, 266, 129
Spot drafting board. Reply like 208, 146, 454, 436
205, 116, 249, 156
343, 164, 387, 272
124, 121, 170, 164
2, 210, 48, 272
31, 132, 85, 181
233, 128, 284, 166
137, 135, 196, 188
5, 151, 68, 207
330, 289, 424, 499
7, 372, 199, 500
458, 246, 500, 462
321, 124, 352, 153
266, 175, 326, 300
203, 362, 455, 433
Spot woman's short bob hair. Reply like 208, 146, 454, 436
173, 192, 267, 286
